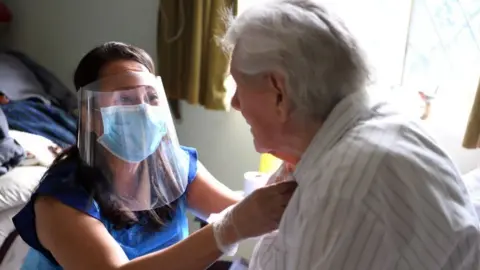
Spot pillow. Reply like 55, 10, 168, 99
0, 131, 59, 211
0, 166, 46, 212
0, 205, 23, 243
8, 130, 56, 167
0, 54, 49, 104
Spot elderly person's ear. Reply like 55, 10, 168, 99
266, 72, 291, 121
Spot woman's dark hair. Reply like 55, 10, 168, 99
73, 41, 155, 90
49, 41, 177, 230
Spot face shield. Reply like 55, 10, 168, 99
77, 71, 189, 211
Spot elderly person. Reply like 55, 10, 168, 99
222, 0, 480, 269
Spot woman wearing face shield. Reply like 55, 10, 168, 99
12, 42, 297, 270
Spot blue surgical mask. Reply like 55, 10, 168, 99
97, 103, 167, 162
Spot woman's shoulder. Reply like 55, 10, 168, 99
13, 158, 101, 265
179, 145, 198, 184
34, 159, 99, 215
37, 158, 79, 190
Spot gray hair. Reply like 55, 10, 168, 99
221, 0, 370, 120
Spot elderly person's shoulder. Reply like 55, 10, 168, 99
296, 95, 463, 203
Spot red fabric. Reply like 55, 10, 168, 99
0, 3, 12, 23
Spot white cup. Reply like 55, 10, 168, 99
243, 171, 270, 196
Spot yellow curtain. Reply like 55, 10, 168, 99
157, 0, 237, 118
463, 76, 480, 149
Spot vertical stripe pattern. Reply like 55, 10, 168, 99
249, 92, 480, 270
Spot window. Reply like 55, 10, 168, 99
404, 0, 480, 99
232, 0, 480, 120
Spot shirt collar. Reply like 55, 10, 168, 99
293, 90, 373, 184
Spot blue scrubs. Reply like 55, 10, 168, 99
13, 146, 198, 270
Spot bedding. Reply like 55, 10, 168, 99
0, 109, 24, 175
0, 51, 77, 113
0, 166, 47, 212
1, 99, 76, 148
0, 53, 48, 105
0, 130, 55, 269
0, 166, 47, 269
0, 50, 77, 149
9, 130, 57, 167
0, 49, 77, 269
0, 206, 25, 270
0, 129, 58, 211
0, 50, 77, 176
0, 206, 23, 246
0, 230, 28, 270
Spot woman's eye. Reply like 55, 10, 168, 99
119, 95, 134, 104
147, 94, 159, 104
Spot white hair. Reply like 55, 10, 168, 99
221, 0, 370, 120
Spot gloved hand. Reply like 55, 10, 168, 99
212, 180, 297, 254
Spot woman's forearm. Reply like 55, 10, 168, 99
191, 191, 240, 221
187, 162, 243, 219
120, 224, 236, 270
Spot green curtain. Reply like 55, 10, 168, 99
157, 0, 237, 119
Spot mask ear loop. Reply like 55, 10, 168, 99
159, 0, 185, 43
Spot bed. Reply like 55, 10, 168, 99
0, 50, 77, 270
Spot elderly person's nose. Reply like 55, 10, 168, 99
231, 90, 240, 111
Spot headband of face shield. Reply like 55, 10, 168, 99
77, 71, 189, 211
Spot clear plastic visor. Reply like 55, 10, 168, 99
77, 72, 189, 211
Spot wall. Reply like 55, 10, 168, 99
3, 0, 158, 89
425, 86, 480, 172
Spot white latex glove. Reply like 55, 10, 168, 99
210, 181, 297, 255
